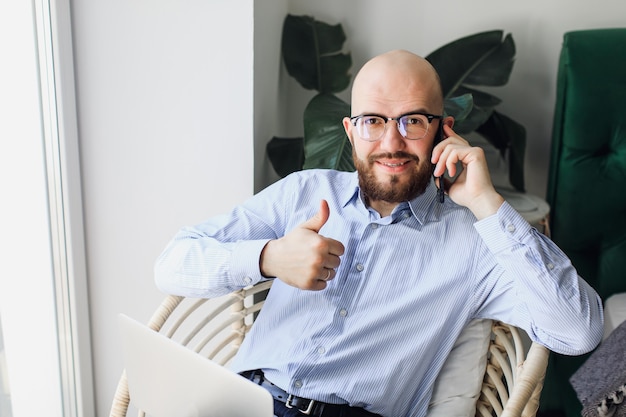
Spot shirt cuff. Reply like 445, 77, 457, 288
230, 239, 272, 287
473, 201, 534, 254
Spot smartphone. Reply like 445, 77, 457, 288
434, 122, 445, 203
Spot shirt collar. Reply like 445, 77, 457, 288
408, 178, 441, 225
341, 172, 442, 224
341, 172, 362, 208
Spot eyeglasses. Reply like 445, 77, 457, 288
350, 111, 443, 142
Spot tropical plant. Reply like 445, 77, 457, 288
267, 14, 526, 192
266, 14, 353, 177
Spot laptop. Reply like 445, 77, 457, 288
118, 313, 274, 417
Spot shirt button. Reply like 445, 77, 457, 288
356, 263, 364, 272
371, 223, 378, 230
339, 308, 348, 317
403, 212, 410, 218
547, 263, 555, 270
243, 276, 252, 285
294, 380, 303, 389
317, 346, 326, 355
506, 224, 516, 233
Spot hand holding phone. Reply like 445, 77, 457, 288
431, 124, 504, 219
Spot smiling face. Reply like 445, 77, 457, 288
343, 50, 446, 214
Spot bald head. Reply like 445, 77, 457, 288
351, 50, 444, 116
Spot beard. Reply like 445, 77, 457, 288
354, 149, 433, 204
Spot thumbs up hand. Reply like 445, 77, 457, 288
260, 200, 345, 290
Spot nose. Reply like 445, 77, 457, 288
379, 119, 407, 152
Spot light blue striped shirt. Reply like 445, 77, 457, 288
155, 169, 603, 417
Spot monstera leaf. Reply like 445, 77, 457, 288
427, 30, 526, 191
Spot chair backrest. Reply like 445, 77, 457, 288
547, 28, 626, 300
110, 281, 548, 417
545, 28, 626, 417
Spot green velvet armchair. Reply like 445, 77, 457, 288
544, 28, 626, 417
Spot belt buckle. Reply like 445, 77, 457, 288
286, 394, 316, 415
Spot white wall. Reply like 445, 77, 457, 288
70, 1, 260, 415
67, 1, 625, 416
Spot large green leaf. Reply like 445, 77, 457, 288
281, 14, 352, 94
426, 30, 515, 96
426, 31, 515, 137
266, 137, 304, 178
303, 93, 354, 171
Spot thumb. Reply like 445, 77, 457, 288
300, 199, 330, 233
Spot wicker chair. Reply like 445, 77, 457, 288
110, 281, 549, 417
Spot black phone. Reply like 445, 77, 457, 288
434, 122, 445, 203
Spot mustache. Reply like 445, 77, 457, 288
367, 151, 420, 164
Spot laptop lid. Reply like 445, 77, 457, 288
118, 313, 274, 417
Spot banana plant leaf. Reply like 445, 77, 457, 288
303, 93, 354, 171
282, 14, 352, 94
427, 30, 515, 96
426, 30, 515, 134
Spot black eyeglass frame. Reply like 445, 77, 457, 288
349, 111, 444, 141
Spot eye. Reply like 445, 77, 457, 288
404, 115, 426, 126
361, 116, 383, 126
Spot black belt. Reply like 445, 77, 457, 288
240, 370, 381, 417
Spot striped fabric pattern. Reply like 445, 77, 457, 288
155, 169, 603, 417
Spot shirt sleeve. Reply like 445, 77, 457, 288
473, 201, 604, 355
154, 179, 295, 298
154, 234, 272, 298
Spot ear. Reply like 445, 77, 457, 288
443, 116, 454, 129
342, 116, 355, 145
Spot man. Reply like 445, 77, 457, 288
155, 50, 603, 417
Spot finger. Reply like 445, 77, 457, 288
327, 239, 345, 257
318, 267, 335, 282
300, 199, 330, 233
445, 150, 461, 177
323, 252, 342, 270
443, 124, 457, 138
